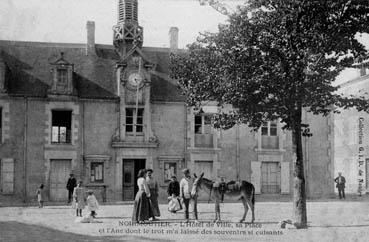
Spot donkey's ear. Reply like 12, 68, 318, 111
194, 173, 197, 178
200, 172, 204, 178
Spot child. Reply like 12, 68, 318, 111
36, 184, 44, 208
167, 176, 182, 213
73, 181, 86, 217
86, 190, 99, 218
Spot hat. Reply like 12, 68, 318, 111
182, 168, 190, 174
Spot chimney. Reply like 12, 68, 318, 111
86, 21, 96, 56
169, 27, 179, 52
0, 55, 6, 92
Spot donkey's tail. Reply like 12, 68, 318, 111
251, 184, 255, 205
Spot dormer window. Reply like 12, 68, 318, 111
49, 52, 74, 96
57, 69, 68, 84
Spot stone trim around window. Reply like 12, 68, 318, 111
45, 102, 79, 147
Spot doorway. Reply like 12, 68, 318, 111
194, 160, 213, 200
122, 159, 146, 201
50, 159, 71, 201
261, 162, 280, 194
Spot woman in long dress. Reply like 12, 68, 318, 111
146, 169, 160, 219
132, 169, 153, 223
73, 181, 86, 217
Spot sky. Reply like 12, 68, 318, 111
0, 0, 367, 83
0, 0, 243, 48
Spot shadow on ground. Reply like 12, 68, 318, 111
0, 221, 172, 242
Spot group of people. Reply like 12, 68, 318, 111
66, 174, 99, 218
132, 168, 198, 223
132, 169, 161, 223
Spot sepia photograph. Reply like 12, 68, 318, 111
1, 0, 369, 241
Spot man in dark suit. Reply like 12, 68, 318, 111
334, 172, 346, 199
66, 173, 77, 204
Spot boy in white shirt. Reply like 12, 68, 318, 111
180, 169, 198, 223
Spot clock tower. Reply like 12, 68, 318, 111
113, 0, 143, 57
112, 0, 157, 148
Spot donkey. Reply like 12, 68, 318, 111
191, 173, 255, 223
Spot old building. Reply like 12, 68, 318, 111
0, 0, 334, 204
334, 65, 369, 195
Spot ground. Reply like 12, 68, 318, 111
1, 199, 369, 242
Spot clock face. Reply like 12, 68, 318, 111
128, 73, 143, 86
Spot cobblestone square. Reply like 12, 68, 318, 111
1, 200, 369, 242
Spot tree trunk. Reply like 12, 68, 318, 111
292, 110, 307, 229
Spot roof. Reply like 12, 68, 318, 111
0, 40, 184, 102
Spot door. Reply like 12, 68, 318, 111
122, 159, 146, 201
50, 159, 71, 201
261, 162, 280, 194
194, 160, 213, 179
194, 160, 213, 200
123, 160, 134, 201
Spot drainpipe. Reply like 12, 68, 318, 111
184, 104, 187, 169
23, 97, 28, 203
236, 124, 240, 180
81, 102, 85, 181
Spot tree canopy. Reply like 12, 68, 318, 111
171, 0, 369, 130
170, 0, 369, 228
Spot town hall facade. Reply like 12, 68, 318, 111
0, 0, 335, 204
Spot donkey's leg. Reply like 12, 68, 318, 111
248, 198, 255, 223
214, 199, 221, 223
239, 198, 248, 223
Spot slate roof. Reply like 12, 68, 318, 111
0, 40, 185, 102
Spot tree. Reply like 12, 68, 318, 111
170, 0, 369, 228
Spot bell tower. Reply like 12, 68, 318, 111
113, 0, 143, 57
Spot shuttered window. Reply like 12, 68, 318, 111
1, 158, 14, 194
0, 107, 2, 143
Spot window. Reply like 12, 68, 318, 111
51, 110, 72, 143
57, 69, 68, 84
261, 121, 279, 149
261, 121, 278, 136
56, 69, 68, 93
90, 162, 104, 183
194, 114, 212, 134
0, 108, 2, 142
164, 162, 177, 183
126, 108, 143, 135
194, 114, 213, 148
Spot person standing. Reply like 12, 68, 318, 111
36, 184, 45, 208
167, 175, 180, 198
132, 169, 153, 223
73, 181, 86, 217
334, 172, 346, 199
180, 169, 198, 223
146, 169, 160, 220
66, 174, 77, 204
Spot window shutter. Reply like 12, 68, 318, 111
251, 161, 261, 194
280, 162, 290, 194
2, 158, 14, 194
